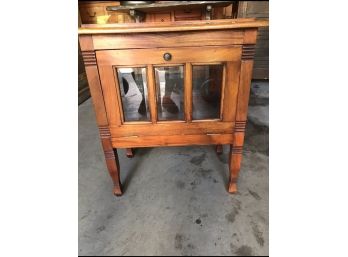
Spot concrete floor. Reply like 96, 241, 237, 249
79, 81, 269, 256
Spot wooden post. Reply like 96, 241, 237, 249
79, 35, 123, 196
228, 29, 257, 193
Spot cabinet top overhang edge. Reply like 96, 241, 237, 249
78, 18, 268, 35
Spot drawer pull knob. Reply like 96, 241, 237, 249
163, 53, 172, 61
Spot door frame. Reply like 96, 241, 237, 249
96, 45, 242, 146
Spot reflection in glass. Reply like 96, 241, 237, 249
116, 67, 150, 122
155, 66, 184, 121
192, 65, 223, 120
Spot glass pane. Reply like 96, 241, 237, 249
116, 67, 150, 122
192, 65, 223, 120
155, 66, 184, 121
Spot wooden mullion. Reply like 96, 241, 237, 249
220, 63, 227, 120
147, 64, 157, 124
184, 63, 193, 122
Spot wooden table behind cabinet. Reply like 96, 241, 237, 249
79, 19, 268, 196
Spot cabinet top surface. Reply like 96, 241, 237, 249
78, 18, 268, 35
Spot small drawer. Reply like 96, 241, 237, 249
79, 6, 105, 24
97, 46, 241, 66
174, 9, 202, 21
154, 12, 172, 22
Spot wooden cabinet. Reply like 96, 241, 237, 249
79, 19, 268, 196
97, 45, 240, 144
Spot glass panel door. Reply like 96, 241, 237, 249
97, 46, 240, 128
154, 66, 184, 121
191, 64, 224, 120
116, 67, 150, 122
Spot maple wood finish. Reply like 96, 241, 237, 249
79, 19, 268, 196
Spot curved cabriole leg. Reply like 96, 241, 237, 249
126, 148, 134, 158
216, 144, 223, 155
100, 126, 123, 196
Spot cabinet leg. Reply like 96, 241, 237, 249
99, 126, 123, 196
104, 149, 123, 196
216, 144, 223, 155
126, 148, 134, 158
228, 121, 247, 193
228, 144, 243, 194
